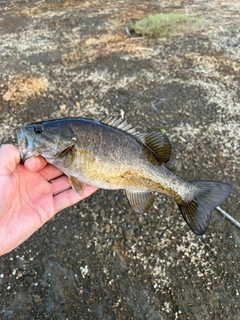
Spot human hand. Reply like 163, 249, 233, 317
0, 144, 98, 256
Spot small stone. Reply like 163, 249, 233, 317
16, 258, 25, 269
59, 104, 67, 111
117, 227, 123, 236
25, 276, 33, 285
93, 205, 101, 212
122, 213, 130, 222
100, 209, 105, 218
29, 270, 35, 276
107, 240, 112, 247
41, 280, 48, 288
105, 224, 111, 233
150, 236, 158, 244
3, 90, 12, 101
33, 294, 42, 303
92, 224, 98, 232
95, 244, 102, 253
110, 200, 115, 207
124, 228, 133, 241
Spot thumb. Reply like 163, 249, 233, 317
0, 144, 20, 175
24, 156, 47, 172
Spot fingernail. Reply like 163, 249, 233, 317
25, 157, 41, 171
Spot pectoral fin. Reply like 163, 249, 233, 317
126, 190, 155, 213
62, 151, 74, 168
59, 138, 77, 168
69, 176, 86, 196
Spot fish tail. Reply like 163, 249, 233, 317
177, 180, 232, 235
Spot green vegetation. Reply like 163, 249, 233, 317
126, 13, 205, 38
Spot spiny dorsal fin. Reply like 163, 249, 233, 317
99, 116, 141, 137
143, 132, 172, 163
126, 190, 155, 213
100, 116, 171, 163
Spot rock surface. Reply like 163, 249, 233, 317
0, 0, 239, 319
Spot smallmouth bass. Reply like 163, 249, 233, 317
16, 117, 232, 235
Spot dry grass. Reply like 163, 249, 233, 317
62, 29, 151, 65
19, 0, 101, 17
169, 52, 240, 77
3, 74, 48, 104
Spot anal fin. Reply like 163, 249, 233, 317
126, 190, 155, 213
69, 176, 86, 196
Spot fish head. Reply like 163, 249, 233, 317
15, 120, 76, 162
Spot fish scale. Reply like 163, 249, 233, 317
16, 117, 232, 236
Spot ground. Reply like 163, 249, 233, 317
0, 0, 239, 319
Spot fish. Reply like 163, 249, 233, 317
15, 117, 232, 235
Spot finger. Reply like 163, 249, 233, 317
0, 144, 20, 175
24, 157, 64, 181
40, 164, 64, 181
50, 175, 71, 196
24, 156, 47, 172
53, 185, 98, 214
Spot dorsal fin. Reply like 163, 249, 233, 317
99, 116, 141, 137
100, 116, 171, 163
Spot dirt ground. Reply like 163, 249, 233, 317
0, 0, 239, 319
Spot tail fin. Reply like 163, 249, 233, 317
177, 181, 232, 236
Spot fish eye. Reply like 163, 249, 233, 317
34, 125, 43, 134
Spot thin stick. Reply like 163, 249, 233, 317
136, 47, 154, 51
216, 206, 240, 229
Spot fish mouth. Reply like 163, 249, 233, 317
19, 148, 42, 161
15, 128, 41, 161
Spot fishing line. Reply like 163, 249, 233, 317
216, 206, 240, 229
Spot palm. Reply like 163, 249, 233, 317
0, 145, 97, 255
4, 164, 55, 231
